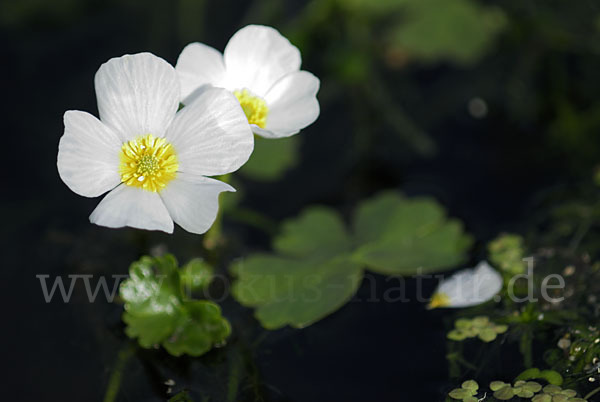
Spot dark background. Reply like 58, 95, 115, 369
3, 0, 600, 400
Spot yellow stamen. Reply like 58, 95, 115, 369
427, 292, 451, 309
233, 89, 269, 128
119, 134, 178, 193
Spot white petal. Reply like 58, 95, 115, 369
57, 111, 121, 197
160, 173, 234, 234
95, 52, 180, 141
223, 25, 301, 97
176, 42, 227, 104
260, 71, 320, 138
166, 87, 254, 176
436, 261, 502, 308
89, 185, 173, 233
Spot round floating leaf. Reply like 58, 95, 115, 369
461, 380, 478, 392
472, 316, 490, 327
180, 258, 214, 293
559, 389, 577, 397
478, 328, 497, 342
543, 385, 562, 395
447, 329, 467, 341
448, 388, 471, 399
532, 395, 552, 402
521, 381, 542, 393
552, 396, 568, 402
162, 301, 231, 357
494, 386, 515, 400
455, 318, 471, 329
352, 192, 472, 275
239, 136, 300, 181
232, 255, 363, 329
490, 381, 509, 391
463, 397, 478, 402
494, 324, 509, 334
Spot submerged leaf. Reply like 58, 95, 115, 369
120, 255, 230, 356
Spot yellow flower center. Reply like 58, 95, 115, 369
427, 292, 451, 309
233, 89, 269, 128
119, 134, 178, 193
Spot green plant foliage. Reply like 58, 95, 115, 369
447, 316, 508, 343
351, 191, 473, 275
231, 191, 472, 329
168, 390, 193, 402
231, 207, 363, 329
239, 136, 300, 181
531, 385, 586, 402
448, 379, 479, 401
385, 0, 506, 65
487, 233, 527, 275
516, 368, 564, 386
180, 258, 214, 293
120, 254, 230, 356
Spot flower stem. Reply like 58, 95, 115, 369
103, 345, 135, 402
585, 386, 600, 400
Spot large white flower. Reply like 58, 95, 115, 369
57, 52, 254, 234
175, 25, 320, 139
428, 261, 503, 309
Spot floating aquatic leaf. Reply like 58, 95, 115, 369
232, 192, 472, 329
351, 192, 472, 275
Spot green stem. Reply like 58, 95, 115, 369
585, 386, 600, 400
103, 345, 135, 402
519, 328, 533, 368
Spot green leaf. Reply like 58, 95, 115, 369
532, 395, 552, 402
448, 388, 471, 399
386, 0, 506, 65
273, 207, 352, 259
231, 191, 472, 329
180, 258, 214, 293
543, 385, 562, 395
493, 386, 515, 400
516, 368, 563, 386
540, 370, 563, 386
478, 328, 497, 343
162, 301, 231, 357
120, 255, 183, 348
120, 254, 231, 357
490, 381, 509, 391
239, 136, 300, 181
352, 192, 472, 275
461, 380, 478, 392
447, 329, 467, 341
232, 255, 362, 329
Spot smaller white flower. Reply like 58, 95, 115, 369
176, 25, 320, 139
57, 53, 254, 234
428, 261, 503, 309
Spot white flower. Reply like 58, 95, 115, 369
57, 52, 254, 234
175, 24, 320, 139
428, 261, 503, 309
